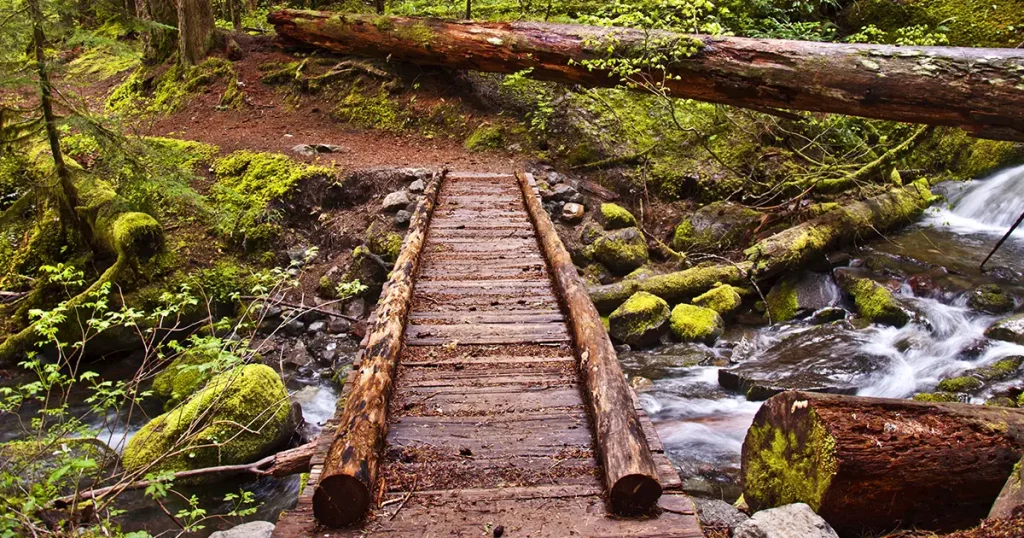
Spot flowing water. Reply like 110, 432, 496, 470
624, 164, 1024, 501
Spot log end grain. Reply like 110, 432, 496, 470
610, 473, 664, 515
313, 474, 371, 528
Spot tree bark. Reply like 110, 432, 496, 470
312, 172, 443, 528
266, 11, 1024, 142
136, 0, 178, 63
742, 391, 1024, 536
516, 172, 662, 515
178, 0, 216, 66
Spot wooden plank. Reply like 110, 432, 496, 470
407, 311, 564, 324
388, 413, 592, 457
406, 323, 571, 344
396, 386, 584, 415
399, 366, 571, 385
402, 355, 575, 367
382, 457, 600, 491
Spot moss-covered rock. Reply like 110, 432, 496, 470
366, 221, 404, 263
765, 272, 841, 323
124, 364, 291, 477
597, 203, 637, 230
464, 124, 504, 151
967, 284, 1015, 315
847, 278, 910, 327
153, 348, 220, 410
935, 375, 984, 393
986, 314, 1024, 345
582, 263, 613, 286
968, 356, 1024, 383
672, 202, 762, 253
608, 292, 670, 348
692, 283, 744, 316
587, 227, 649, 275
912, 392, 960, 403
669, 304, 724, 344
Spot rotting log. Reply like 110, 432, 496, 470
312, 171, 444, 528
589, 263, 750, 314
742, 391, 1024, 536
515, 171, 662, 515
267, 11, 1024, 142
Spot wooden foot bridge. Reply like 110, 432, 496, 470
274, 172, 703, 537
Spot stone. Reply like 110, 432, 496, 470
345, 298, 368, 319
580, 222, 604, 245
282, 340, 314, 370
328, 316, 352, 333
153, 348, 219, 410
986, 314, 1024, 344
908, 273, 938, 297
381, 190, 412, 213
546, 171, 563, 184
967, 284, 1015, 315
765, 271, 841, 323
629, 376, 654, 391
546, 183, 583, 204
287, 246, 314, 265
597, 203, 637, 230
733, 503, 839, 538
582, 263, 614, 286
692, 497, 750, 533
835, 269, 911, 327
283, 318, 306, 336
408, 179, 425, 193
669, 304, 724, 345
291, 143, 346, 156
809, 307, 848, 325
123, 365, 293, 477
608, 292, 670, 348
209, 521, 276, 538
672, 202, 762, 252
718, 324, 884, 401
587, 227, 649, 275
692, 284, 744, 316
308, 333, 341, 366
394, 210, 412, 227
307, 320, 327, 334
561, 202, 585, 223
989, 458, 1024, 520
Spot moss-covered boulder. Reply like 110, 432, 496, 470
765, 272, 842, 323
366, 221, 404, 263
912, 392, 961, 403
153, 348, 218, 410
692, 283, 744, 317
672, 202, 762, 253
841, 276, 910, 327
935, 376, 984, 393
124, 364, 292, 477
608, 292, 670, 348
986, 314, 1024, 345
597, 203, 637, 230
669, 304, 724, 344
587, 227, 649, 275
967, 284, 1015, 315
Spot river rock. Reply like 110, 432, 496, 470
597, 203, 637, 230
282, 340, 314, 370
394, 209, 412, 227
408, 178, 425, 193
692, 497, 750, 534
608, 292, 670, 348
986, 314, 1024, 345
967, 284, 1016, 315
692, 283, 744, 317
989, 458, 1024, 520
381, 190, 412, 213
734, 503, 839, 538
561, 202, 585, 223
210, 521, 275, 538
765, 271, 841, 322
669, 304, 724, 345
587, 227, 649, 275
719, 324, 883, 400
672, 202, 762, 252
545, 183, 583, 204
835, 269, 911, 327
123, 365, 293, 478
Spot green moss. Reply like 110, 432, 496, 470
465, 124, 505, 151
366, 221, 404, 263
968, 284, 1015, 315
671, 219, 696, 252
913, 391, 960, 403
334, 88, 408, 132
599, 203, 637, 230
692, 283, 744, 316
936, 376, 984, 393
743, 411, 837, 512
299, 472, 311, 495
640, 264, 748, 304
144, 137, 219, 167
850, 278, 910, 327
669, 303, 724, 344
608, 291, 670, 347
587, 227, 649, 275
765, 279, 798, 323
394, 22, 435, 46
985, 397, 1017, 408
153, 348, 219, 410
123, 364, 291, 477
973, 356, 1024, 381
844, 0, 1024, 47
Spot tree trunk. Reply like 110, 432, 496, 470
312, 172, 443, 528
178, 0, 216, 66
28, 0, 80, 240
137, 0, 178, 63
516, 173, 662, 515
266, 11, 1024, 142
742, 391, 1024, 536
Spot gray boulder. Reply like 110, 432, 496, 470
672, 202, 762, 252
986, 313, 1024, 345
209, 521, 275, 538
733, 503, 838, 538
587, 227, 649, 275
765, 271, 841, 322
408, 178, 425, 193
381, 190, 412, 213
693, 497, 750, 533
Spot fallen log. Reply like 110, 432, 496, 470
742, 391, 1024, 536
267, 11, 1024, 142
312, 171, 443, 528
516, 172, 662, 515
589, 181, 936, 311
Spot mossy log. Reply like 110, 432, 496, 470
268, 11, 1024, 142
312, 171, 443, 528
590, 263, 750, 314
517, 172, 662, 515
742, 391, 1024, 536
0, 176, 164, 366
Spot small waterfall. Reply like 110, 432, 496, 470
926, 164, 1024, 238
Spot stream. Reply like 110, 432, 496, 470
622, 164, 1024, 502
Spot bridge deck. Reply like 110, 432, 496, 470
273, 173, 703, 537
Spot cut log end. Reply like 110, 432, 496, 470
313, 474, 372, 528
610, 473, 663, 515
